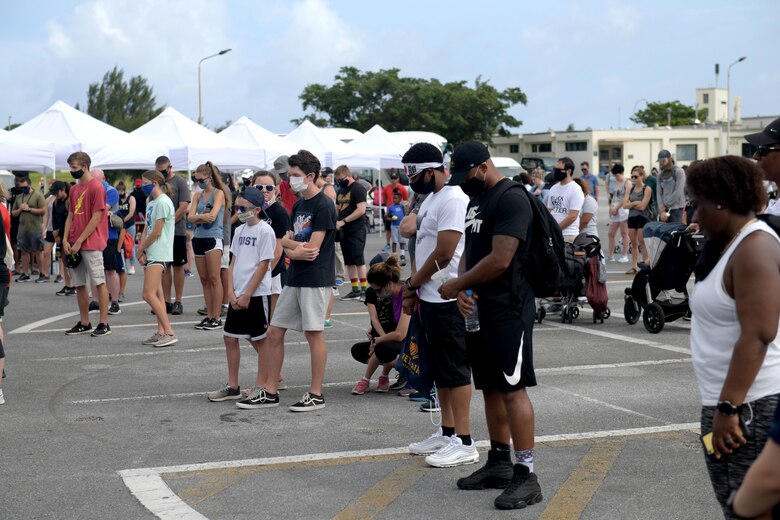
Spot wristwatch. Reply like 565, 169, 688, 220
717, 400, 739, 416
404, 277, 419, 291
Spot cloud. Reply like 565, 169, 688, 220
45, 20, 72, 58
606, 0, 641, 38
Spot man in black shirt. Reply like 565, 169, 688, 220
440, 142, 542, 511
264, 150, 336, 412
335, 165, 368, 300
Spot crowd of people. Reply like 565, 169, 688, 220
2, 117, 780, 516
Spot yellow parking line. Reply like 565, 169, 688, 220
333, 458, 429, 520
539, 441, 625, 520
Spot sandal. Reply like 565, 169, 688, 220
625, 267, 638, 275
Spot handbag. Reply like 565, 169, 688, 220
399, 311, 433, 397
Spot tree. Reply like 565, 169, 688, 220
87, 66, 164, 131
295, 67, 527, 145
630, 101, 708, 127
214, 120, 233, 133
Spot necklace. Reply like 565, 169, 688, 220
720, 218, 757, 255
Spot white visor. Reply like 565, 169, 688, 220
403, 162, 443, 177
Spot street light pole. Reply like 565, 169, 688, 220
726, 56, 747, 155
198, 48, 232, 126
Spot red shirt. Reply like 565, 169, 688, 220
68, 178, 107, 251
279, 179, 298, 216
378, 183, 408, 206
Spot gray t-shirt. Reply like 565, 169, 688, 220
167, 174, 191, 236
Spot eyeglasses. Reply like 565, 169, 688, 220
254, 184, 275, 192
756, 145, 780, 158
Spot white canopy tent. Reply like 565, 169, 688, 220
389, 130, 447, 152
11, 100, 167, 170
332, 124, 406, 170
219, 117, 299, 169
0, 128, 56, 173
132, 107, 264, 171
283, 120, 351, 168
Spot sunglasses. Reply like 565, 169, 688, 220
756, 145, 780, 158
235, 206, 256, 213
254, 184, 275, 192
631, 175, 640, 179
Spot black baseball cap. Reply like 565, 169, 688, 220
389, 172, 399, 179
745, 117, 780, 146
448, 141, 491, 185
657, 149, 672, 161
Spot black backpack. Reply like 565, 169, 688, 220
485, 181, 566, 298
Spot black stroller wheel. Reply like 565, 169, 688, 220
624, 297, 641, 325
536, 307, 546, 324
603, 307, 611, 319
643, 302, 665, 334
570, 307, 579, 321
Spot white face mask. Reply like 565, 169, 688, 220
289, 176, 308, 193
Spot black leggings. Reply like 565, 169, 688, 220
351, 340, 404, 365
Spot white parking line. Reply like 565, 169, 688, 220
544, 322, 691, 354
118, 422, 699, 519
541, 383, 663, 422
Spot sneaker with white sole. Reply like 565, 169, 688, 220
153, 333, 178, 348
142, 333, 162, 345
126, 264, 135, 275
617, 255, 630, 263
289, 391, 325, 412
425, 435, 480, 468
408, 428, 450, 455
236, 388, 280, 409
65, 321, 92, 335
207, 383, 241, 402
376, 375, 390, 393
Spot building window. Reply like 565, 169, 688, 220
703, 93, 709, 104
565, 141, 587, 152
611, 148, 622, 160
742, 143, 757, 158
509, 144, 519, 154
676, 144, 697, 162
532, 143, 552, 153
599, 149, 609, 162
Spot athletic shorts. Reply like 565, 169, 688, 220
224, 296, 269, 341
145, 261, 168, 272
44, 231, 55, 244
172, 235, 187, 266
192, 237, 223, 257
69, 250, 106, 287
340, 227, 367, 266
627, 215, 649, 229
17, 230, 43, 253
221, 245, 230, 270
115, 250, 125, 274
419, 300, 471, 388
390, 226, 406, 247
270, 286, 330, 332
270, 273, 282, 295
103, 240, 118, 271
466, 319, 537, 393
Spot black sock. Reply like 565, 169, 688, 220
442, 426, 455, 437
458, 434, 472, 445
491, 440, 511, 452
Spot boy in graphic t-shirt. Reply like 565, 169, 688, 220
208, 187, 277, 408
386, 190, 407, 262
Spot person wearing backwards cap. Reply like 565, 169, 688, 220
439, 141, 543, 510
746, 117, 780, 216
656, 149, 686, 223
401, 143, 476, 469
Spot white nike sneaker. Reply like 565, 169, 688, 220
425, 435, 480, 468
409, 428, 450, 455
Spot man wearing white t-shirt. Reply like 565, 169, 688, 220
400, 143, 476, 469
546, 157, 584, 242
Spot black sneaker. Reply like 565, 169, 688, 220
194, 318, 210, 330
65, 287, 77, 296
88, 301, 99, 312
56, 286, 70, 296
341, 290, 361, 300
166, 302, 173, 314
236, 388, 280, 409
108, 302, 121, 315
493, 464, 543, 510
289, 391, 325, 412
91, 323, 111, 337
201, 318, 223, 331
35, 275, 50, 283
15, 274, 30, 282
457, 450, 514, 490
171, 301, 183, 315
65, 321, 92, 335
388, 375, 408, 392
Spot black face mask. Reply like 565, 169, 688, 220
337, 178, 350, 190
459, 168, 486, 198
21, 187, 30, 194
553, 168, 567, 182
410, 170, 436, 195
71, 169, 84, 179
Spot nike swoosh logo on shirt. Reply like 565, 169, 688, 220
503, 331, 525, 386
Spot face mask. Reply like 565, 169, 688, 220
410, 170, 436, 195
460, 167, 486, 198
289, 176, 308, 193
337, 178, 350, 190
263, 195, 277, 209
71, 169, 84, 179
237, 210, 256, 223
119, 192, 126, 198
21, 187, 30, 194
242, 177, 252, 187
553, 168, 567, 182
197, 179, 209, 190
141, 183, 155, 197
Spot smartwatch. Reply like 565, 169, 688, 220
717, 400, 739, 417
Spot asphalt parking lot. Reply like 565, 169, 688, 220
0, 218, 723, 519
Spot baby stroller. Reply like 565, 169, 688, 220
536, 233, 610, 324
623, 222, 704, 333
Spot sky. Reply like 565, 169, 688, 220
1, 0, 776, 137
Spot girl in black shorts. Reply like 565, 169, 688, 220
623, 165, 652, 274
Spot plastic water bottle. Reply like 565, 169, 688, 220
464, 290, 480, 332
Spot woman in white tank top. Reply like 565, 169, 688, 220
687, 156, 780, 516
